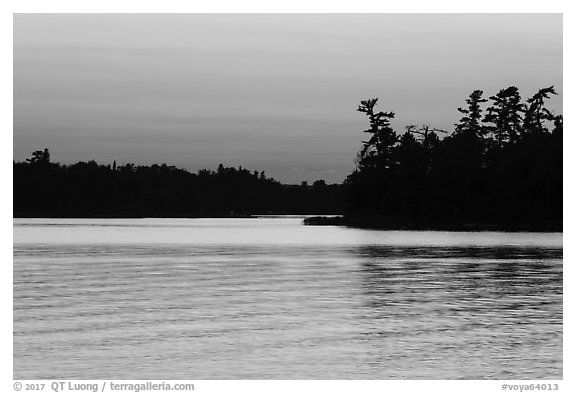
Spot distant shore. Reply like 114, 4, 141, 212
302, 215, 562, 233
13, 213, 259, 219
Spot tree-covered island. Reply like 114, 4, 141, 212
14, 86, 562, 231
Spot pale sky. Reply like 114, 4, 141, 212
13, 14, 562, 183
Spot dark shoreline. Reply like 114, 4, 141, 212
302, 215, 562, 233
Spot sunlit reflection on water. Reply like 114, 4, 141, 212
14, 218, 562, 379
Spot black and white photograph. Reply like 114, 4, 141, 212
10, 7, 566, 389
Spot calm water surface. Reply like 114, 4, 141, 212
13, 218, 563, 379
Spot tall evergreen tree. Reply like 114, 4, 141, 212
483, 86, 523, 149
455, 90, 487, 138
26, 148, 51, 165
356, 98, 398, 170
523, 86, 558, 134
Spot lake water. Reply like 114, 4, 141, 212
13, 218, 563, 379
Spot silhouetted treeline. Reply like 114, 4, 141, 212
14, 85, 562, 230
14, 157, 345, 217
339, 86, 562, 231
